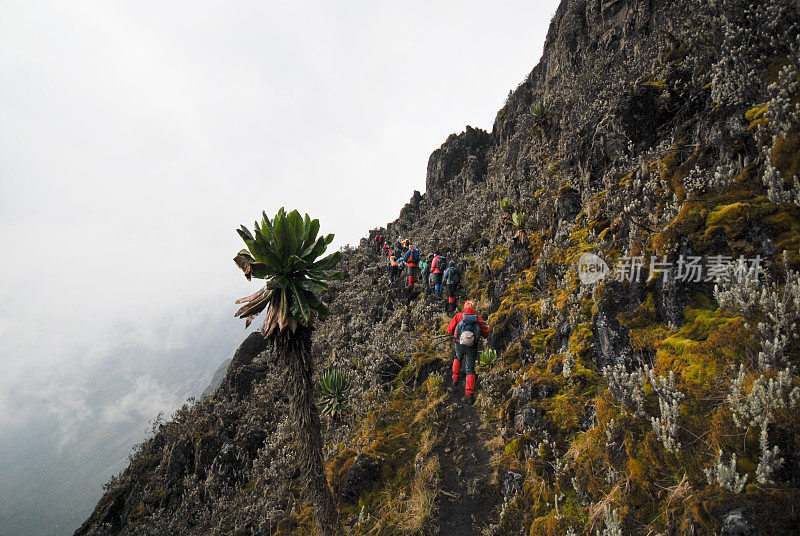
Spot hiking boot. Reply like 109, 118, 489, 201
461, 394, 475, 405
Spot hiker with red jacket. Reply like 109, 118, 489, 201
402, 245, 420, 287
446, 300, 490, 405
430, 251, 446, 296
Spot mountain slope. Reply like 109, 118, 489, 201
75, 0, 800, 534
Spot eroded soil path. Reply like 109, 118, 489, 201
435, 390, 500, 536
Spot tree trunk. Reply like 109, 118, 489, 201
275, 328, 338, 536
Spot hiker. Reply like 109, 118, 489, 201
443, 260, 462, 313
431, 251, 446, 296
419, 253, 433, 294
388, 255, 400, 285
446, 300, 490, 405
402, 244, 420, 287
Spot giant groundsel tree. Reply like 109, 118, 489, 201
233, 207, 342, 536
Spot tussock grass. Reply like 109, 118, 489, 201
399, 456, 441, 534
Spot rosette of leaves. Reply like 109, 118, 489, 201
530, 100, 547, 124
511, 211, 529, 248
317, 368, 351, 418
479, 349, 498, 368
233, 208, 343, 336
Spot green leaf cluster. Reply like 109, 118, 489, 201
479, 348, 498, 368
500, 197, 513, 212
511, 211, 526, 228
233, 208, 343, 335
317, 368, 351, 418
530, 100, 547, 120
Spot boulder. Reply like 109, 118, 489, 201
338, 454, 381, 503
720, 508, 754, 536
220, 332, 271, 398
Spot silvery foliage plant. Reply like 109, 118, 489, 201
711, 1, 800, 107
646, 367, 685, 453
728, 365, 800, 483
759, 63, 800, 207
704, 449, 748, 493
683, 162, 740, 198
715, 251, 800, 370
713, 259, 763, 318
595, 505, 622, 536
602, 364, 646, 417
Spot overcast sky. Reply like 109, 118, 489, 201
0, 0, 559, 434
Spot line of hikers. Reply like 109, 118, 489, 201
372, 233, 490, 404
373, 233, 462, 313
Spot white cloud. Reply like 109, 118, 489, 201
100, 376, 181, 425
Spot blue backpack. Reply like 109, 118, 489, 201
410, 247, 420, 263
456, 313, 479, 346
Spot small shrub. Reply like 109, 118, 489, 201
647, 367, 685, 453
479, 349, 498, 368
597, 505, 622, 536
317, 368, 351, 418
704, 449, 748, 493
602, 364, 646, 416
426, 373, 444, 397
530, 100, 547, 123
427, 372, 443, 386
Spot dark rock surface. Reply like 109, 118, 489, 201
337, 455, 381, 504
720, 508, 754, 536
426, 126, 492, 203
220, 331, 271, 398
593, 280, 640, 370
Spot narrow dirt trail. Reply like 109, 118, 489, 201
435, 390, 500, 536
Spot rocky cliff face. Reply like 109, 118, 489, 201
76, 1, 800, 534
